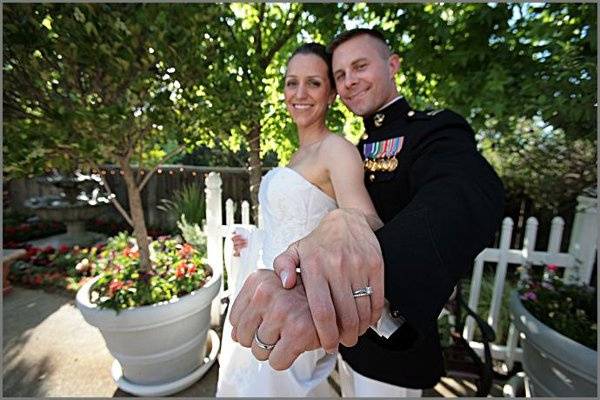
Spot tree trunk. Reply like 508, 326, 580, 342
247, 123, 262, 224
119, 158, 152, 272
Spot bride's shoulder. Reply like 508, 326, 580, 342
320, 133, 362, 164
321, 132, 357, 151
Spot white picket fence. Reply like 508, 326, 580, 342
202, 171, 598, 368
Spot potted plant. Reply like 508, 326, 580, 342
510, 263, 597, 397
75, 230, 220, 396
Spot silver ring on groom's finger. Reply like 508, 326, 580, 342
352, 286, 374, 298
254, 332, 277, 351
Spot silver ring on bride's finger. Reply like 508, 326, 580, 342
352, 286, 374, 298
254, 332, 277, 351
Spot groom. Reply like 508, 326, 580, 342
229, 28, 504, 396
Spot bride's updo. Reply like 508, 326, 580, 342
287, 43, 335, 89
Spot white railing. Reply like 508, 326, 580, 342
203, 172, 598, 368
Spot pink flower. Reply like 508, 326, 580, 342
108, 280, 124, 296
521, 291, 538, 302
547, 264, 558, 272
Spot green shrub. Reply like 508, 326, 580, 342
157, 183, 205, 231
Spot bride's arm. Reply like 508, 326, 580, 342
322, 134, 383, 231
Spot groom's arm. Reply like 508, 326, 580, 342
376, 113, 504, 345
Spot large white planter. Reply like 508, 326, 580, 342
76, 269, 221, 396
509, 291, 597, 397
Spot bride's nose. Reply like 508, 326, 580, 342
295, 82, 308, 98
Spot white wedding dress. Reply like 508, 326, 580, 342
217, 167, 339, 397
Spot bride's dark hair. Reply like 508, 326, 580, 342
287, 43, 334, 89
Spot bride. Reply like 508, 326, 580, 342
216, 42, 383, 397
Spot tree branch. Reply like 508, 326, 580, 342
91, 161, 134, 227
138, 144, 185, 192
261, 6, 302, 69
255, 3, 265, 57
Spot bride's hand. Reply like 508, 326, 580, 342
273, 208, 385, 353
232, 234, 247, 257
229, 269, 320, 370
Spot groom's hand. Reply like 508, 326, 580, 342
229, 269, 321, 370
273, 208, 385, 353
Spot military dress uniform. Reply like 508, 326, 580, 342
338, 97, 505, 390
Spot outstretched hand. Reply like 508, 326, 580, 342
229, 269, 321, 370
273, 208, 385, 353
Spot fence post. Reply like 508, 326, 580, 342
241, 201, 250, 225
205, 172, 224, 325
505, 217, 538, 371
565, 195, 598, 284
225, 199, 235, 226
487, 217, 513, 333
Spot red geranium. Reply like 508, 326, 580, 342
108, 280, 124, 296
175, 261, 187, 278
58, 244, 70, 254
179, 243, 194, 258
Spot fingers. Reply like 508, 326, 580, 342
229, 272, 257, 327
329, 282, 359, 347
273, 241, 300, 289
302, 270, 339, 353
351, 283, 372, 337
232, 235, 247, 257
251, 321, 280, 362
267, 334, 305, 371
368, 258, 385, 326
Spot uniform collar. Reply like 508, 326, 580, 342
363, 96, 412, 133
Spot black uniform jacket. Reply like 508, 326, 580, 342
339, 97, 505, 389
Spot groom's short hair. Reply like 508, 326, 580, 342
328, 28, 392, 59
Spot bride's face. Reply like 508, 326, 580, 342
284, 54, 336, 129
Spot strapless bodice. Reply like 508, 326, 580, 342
259, 167, 337, 268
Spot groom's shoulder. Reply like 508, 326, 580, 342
404, 108, 474, 141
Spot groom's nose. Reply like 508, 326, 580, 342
342, 71, 359, 89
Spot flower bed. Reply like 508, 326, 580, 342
3, 221, 66, 248
9, 243, 102, 293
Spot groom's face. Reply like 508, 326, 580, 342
332, 34, 399, 117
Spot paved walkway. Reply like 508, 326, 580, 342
2, 286, 504, 397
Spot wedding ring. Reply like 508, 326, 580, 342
352, 286, 374, 298
254, 332, 277, 351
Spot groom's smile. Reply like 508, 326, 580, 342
332, 34, 401, 117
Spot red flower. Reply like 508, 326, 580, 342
43, 245, 55, 254
58, 244, 70, 254
179, 243, 194, 258
4, 226, 17, 235
123, 247, 139, 258
547, 264, 558, 272
25, 247, 40, 259
108, 280, 124, 296
32, 275, 43, 286
175, 261, 187, 278
187, 264, 197, 275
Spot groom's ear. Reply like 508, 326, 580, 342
388, 53, 401, 77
